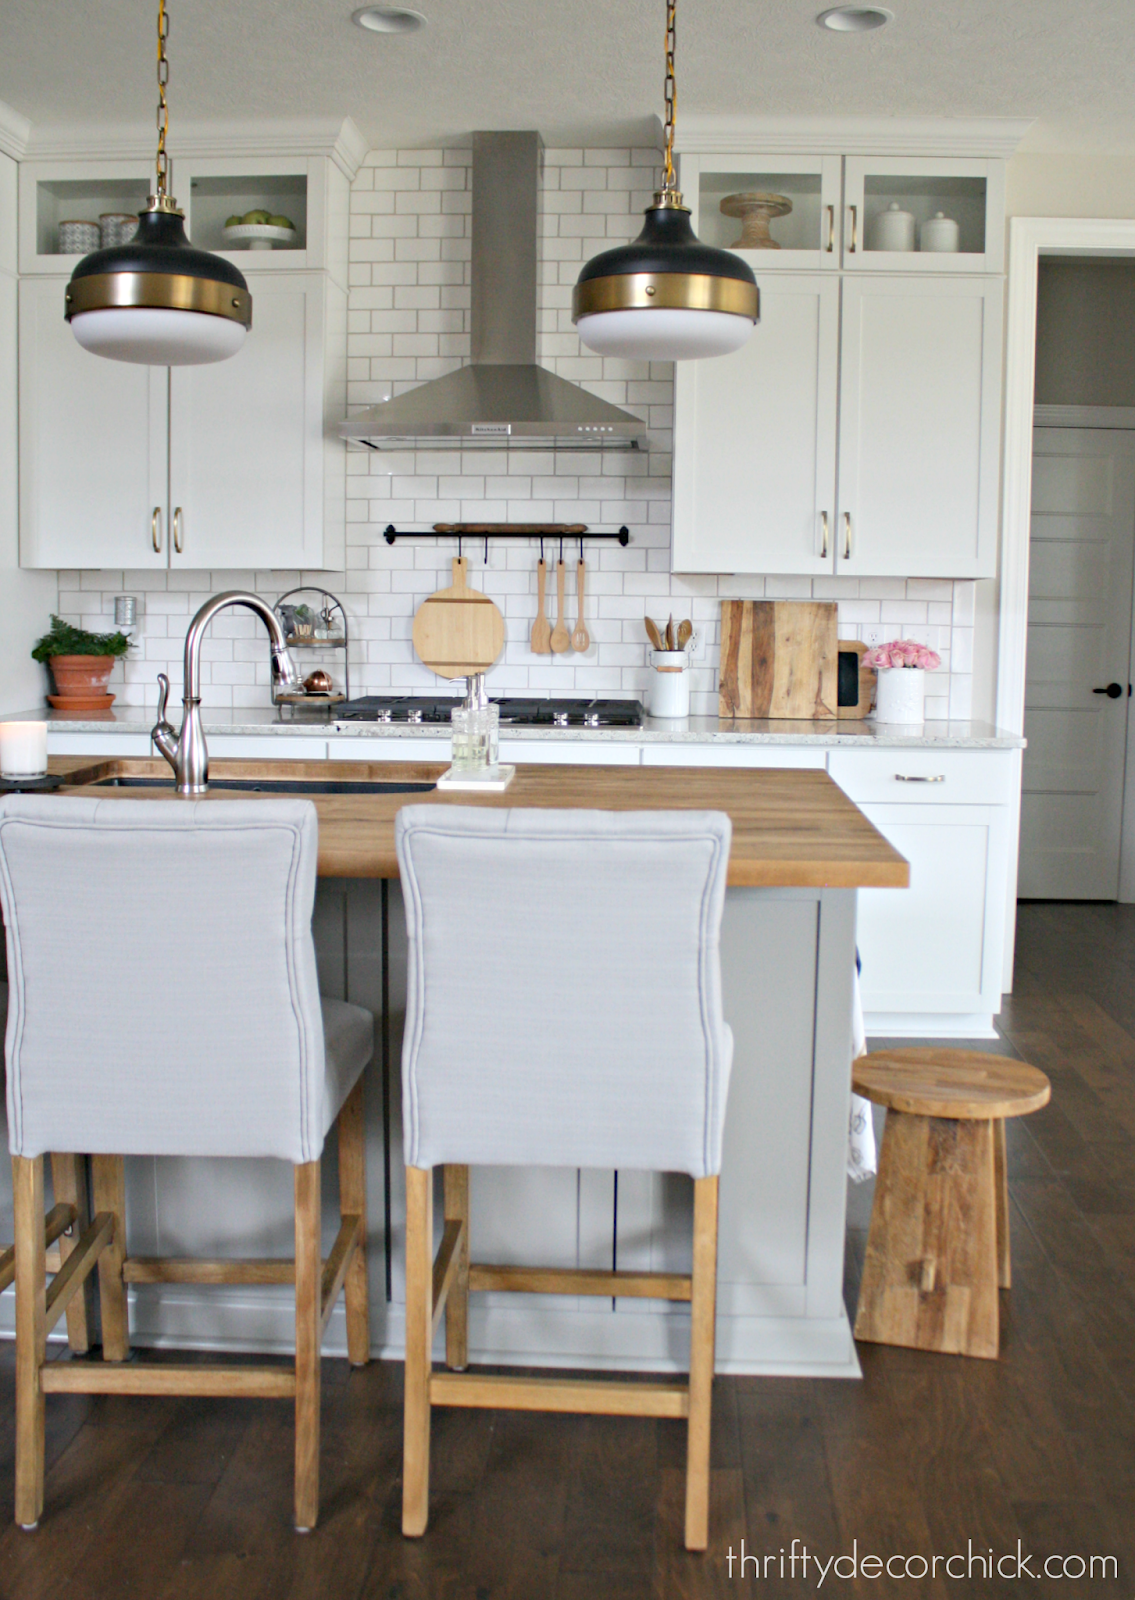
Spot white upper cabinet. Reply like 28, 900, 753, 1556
672, 275, 839, 574
836, 275, 1003, 578
17, 142, 354, 571
19, 276, 168, 569
671, 129, 1012, 578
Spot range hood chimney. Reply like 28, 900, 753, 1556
338, 131, 646, 451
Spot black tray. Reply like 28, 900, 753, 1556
0, 773, 63, 794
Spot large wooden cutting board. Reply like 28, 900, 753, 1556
412, 557, 505, 679
719, 600, 838, 719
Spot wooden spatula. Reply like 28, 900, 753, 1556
571, 559, 590, 653
645, 617, 665, 651
531, 558, 552, 653
550, 560, 571, 653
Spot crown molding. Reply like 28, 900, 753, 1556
23, 116, 367, 178
0, 99, 31, 161
674, 115, 1034, 159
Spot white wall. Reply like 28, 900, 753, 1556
59, 144, 975, 722
0, 150, 54, 714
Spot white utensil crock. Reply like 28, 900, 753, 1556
873, 667, 926, 724
648, 650, 691, 718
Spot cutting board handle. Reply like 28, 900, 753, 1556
451, 556, 468, 590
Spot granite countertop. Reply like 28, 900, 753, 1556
29, 704, 1025, 749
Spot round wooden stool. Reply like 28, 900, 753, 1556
851, 1049, 1050, 1361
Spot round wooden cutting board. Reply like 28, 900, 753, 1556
412, 557, 505, 679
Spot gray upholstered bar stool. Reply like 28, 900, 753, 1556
0, 981, 94, 1354
0, 796, 373, 1532
395, 805, 733, 1552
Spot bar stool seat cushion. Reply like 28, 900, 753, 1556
0, 796, 371, 1164
397, 805, 733, 1178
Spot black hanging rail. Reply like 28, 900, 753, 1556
383, 522, 630, 547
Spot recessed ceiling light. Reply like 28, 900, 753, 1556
352, 5, 426, 32
817, 6, 893, 30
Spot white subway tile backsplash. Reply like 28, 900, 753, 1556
55, 143, 977, 721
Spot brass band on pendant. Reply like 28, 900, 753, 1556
572, 272, 759, 323
64, 272, 253, 328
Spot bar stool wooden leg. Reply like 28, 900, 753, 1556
685, 1175, 719, 1552
337, 1082, 370, 1367
403, 1165, 433, 1537
443, 1164, 469, 1372
91, 1156, 129, 1362
13, 1155, 47, 1530
855, 1111, 1000, 1360
294, 1160, 322, 1532
993, 1118, 1011, 1289
49, 1153, 92, 1355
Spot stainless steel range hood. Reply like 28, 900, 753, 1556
338, 132, 646, 452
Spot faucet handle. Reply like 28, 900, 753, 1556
156, 672, 170, 726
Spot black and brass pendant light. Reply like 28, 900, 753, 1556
572, 0, 758, 361
65, 0, 251, 366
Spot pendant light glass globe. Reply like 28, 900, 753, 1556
572, 0, 758, 362
64, 2, 251, 367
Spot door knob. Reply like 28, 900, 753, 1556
1093, 682, 1124, 698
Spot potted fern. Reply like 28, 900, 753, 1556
32, 615, 133, 710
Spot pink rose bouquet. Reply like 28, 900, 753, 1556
863, 638, 940, 671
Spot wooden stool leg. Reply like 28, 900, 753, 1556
403, 1165, 433, 1537
90, 1156, 129, 1362
50, 1153, 93, 1355
685, 1175, 719, 1552
13, 1156, 47, 1530
294, 1160, 322, 1532
993, 1118, 1011, 1289
443, 1164, 469, 1372
855, 1111, 1000, 1360
338, 1081, 370, 1367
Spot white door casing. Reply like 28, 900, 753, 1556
1019, 429, 1135, 899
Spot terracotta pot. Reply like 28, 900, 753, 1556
48, 654, 117, 703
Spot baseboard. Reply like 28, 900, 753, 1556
864, 1011, 997, 1039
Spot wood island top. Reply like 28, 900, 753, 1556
47, 757, 909, 890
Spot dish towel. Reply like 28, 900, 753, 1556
847, 964, 877, 1183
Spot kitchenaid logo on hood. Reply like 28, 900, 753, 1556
471, 423, 511, 435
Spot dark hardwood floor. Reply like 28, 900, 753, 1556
2, 901, 1135, 1598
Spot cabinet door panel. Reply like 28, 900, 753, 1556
168, 277, 321, 570
19, 277, 167, 568
854, 802, 1008, 1014
672, 274, 839, 574
837, 275, 1002, 577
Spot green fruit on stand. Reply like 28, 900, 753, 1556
224, 214, 243, 228
267, 215, 295, 230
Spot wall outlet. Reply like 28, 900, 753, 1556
862, 625, 887, 646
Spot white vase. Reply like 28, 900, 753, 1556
873, 667, 926, 724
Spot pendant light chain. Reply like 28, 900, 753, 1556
662, 0, 678, 193
155, 0, 170, 199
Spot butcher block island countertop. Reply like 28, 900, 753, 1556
50, 756, 909, 890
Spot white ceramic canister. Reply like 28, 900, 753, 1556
871, 201, 915, 253
648, 650, 691, 718
872, 667, 926, 724
920, 211, 959, 253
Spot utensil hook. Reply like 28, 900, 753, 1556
540, 535, 544, 562
484, 535, 489, 565
559, 535, 564, 565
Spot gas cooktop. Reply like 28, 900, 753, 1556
334, 696, 645, 728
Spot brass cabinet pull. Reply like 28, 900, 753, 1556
826, 204, 835, 253
848, 204, 858, 253
173, 506, 183, 554
820, 511, 829, 559
895, 774, 946, 783
842, 511, 852, 559
151, 507, 162, 553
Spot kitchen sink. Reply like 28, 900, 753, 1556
90, 776, 436, 795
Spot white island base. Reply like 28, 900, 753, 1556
0, 880, 861, 1379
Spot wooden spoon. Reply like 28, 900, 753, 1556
645, 617, 665, 651
571, 559, 590, 653
550, 560, 571, 653
665, 614, 676, 651
677, 618, 693, 651
531, 558, 552, 653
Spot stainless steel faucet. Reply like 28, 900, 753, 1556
152, 591, 302, 794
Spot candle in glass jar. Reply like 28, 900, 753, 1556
0, 721, 48, 779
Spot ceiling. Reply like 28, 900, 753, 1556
1, 0, 1132, 153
